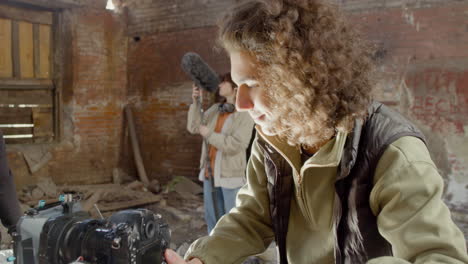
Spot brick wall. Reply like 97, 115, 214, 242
54, 7, 128, 185
127, 26, 229, 184
122, 0, 237, 36
7, 5, 128, 186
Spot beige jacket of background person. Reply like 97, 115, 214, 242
187, 102, 254, 189
186, 128, 468, 264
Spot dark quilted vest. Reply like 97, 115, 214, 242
256, 102, 426, 264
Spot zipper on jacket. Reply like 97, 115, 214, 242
296, 169, 315, 225
259, 134, 314, 225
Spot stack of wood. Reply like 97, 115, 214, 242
17, 177, 163, 216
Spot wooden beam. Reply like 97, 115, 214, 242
39, 24, 51, 78
0, 108, 32, 124
0, 89, 53, 105
0, 4, 53, 25
125, 106, 150, 184
1, 127, 33, 136
0, 19, 13, 78
19, 21, 34, 78
98, 195, 162, 212
0, 79, 53, 89
1, 0, 81, 11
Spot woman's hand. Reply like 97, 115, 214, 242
199, 125, 210, 137
164, 249, 203, 264
192, 83, 203, 103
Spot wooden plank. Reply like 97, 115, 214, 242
1, 127, 33, 136
11, 20, 20, 78
0, 107, 37, 145
98, 195, 162, 212
1, 0, 81, 10
0, 106, 33, 145
0, 107, 32, 124
125, 106, 150, 184
38, 24, 51, 79
0, 90, 53, 105
0, 4, 53, 25
0, 79, 52, 88
32, 107, 53, 138
0, 18, 12, 78
19, 21, 34, 78
4, 137, 33, 144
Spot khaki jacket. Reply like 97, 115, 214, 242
186, 128, 468, 264
187, 102, 254, 188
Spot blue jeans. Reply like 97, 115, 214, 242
203, 179, 241, 233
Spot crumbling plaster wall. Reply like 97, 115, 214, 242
346, 0, 468, 217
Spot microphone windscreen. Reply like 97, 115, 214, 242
181, 52, 220, 93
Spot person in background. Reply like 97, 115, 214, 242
167, 0, 468, 263
187, 73, 254, 234
0, 130, 22, 240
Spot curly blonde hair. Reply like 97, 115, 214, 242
219, 0, 375, 148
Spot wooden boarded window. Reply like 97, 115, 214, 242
0, 4, 56, 144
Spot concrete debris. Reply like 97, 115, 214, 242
17, 179, 163, 216
126, 180, 147, 191
190, 219, 205, 230
81, 189, 104, 212
147, 179, 162, 194
167, 176, 203, 196
164, 206, 192, 222
112, 168, 134, 184
196, 205, 204, 213
31, 187, 45, 200
21, 146, 52, 174
159, 199, 167, 207
125, 180, 161, 195
36, 177, 58, 198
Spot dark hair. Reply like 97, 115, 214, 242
219, 72, 237, 88
215, 72, 237, 103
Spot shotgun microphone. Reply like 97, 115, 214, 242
181, 52, 220, 93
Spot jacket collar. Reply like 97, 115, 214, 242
256, 126, 348, 175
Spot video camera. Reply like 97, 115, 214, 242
10, 194, 170, 264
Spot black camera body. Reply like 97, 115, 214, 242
13, 197, 170, 264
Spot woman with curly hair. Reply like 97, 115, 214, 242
166, 0, 468, 263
